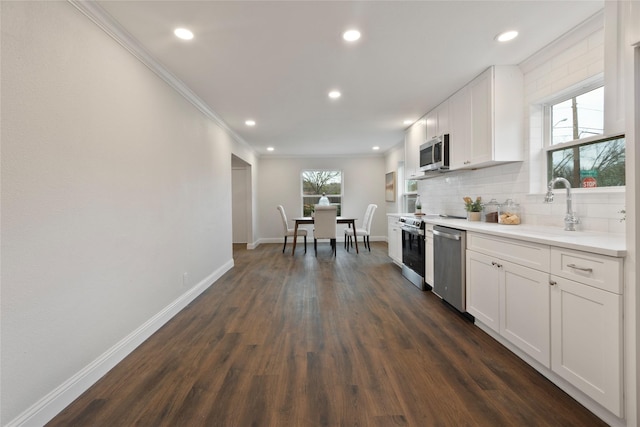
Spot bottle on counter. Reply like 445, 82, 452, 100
415, 195, 422, 214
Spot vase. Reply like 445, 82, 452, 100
467, 211, 481, 221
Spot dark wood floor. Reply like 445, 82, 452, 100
48, 242, 607, 426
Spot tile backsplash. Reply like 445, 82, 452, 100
416, 161, 626, 234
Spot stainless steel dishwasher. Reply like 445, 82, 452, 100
432, 225, 466, 312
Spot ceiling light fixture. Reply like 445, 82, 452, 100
495, 30, 518, 42
328, 90, 341, 99
343, 29, 361, 42
267, 147, 274, 152
245, 120, 256, 126
403, 119, 413, 125
174, 28, 194, 40
372, 146, 380, 151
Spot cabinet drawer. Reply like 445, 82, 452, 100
467, 232, 550, 271
550, 247, 623, 294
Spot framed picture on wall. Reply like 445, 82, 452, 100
385, 172, 395, 202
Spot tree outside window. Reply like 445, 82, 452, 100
547, 135, 625, 188
302, 170, 342, 216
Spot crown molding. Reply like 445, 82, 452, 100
68, 0, 251, 150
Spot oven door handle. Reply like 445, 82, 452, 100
432, 229, 461, 240
402, 227, 424, 236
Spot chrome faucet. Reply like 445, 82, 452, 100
544, 177, 579, 231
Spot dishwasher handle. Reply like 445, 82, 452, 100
432, 229, 462, 241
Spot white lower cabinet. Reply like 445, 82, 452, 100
501, 262, 550, 367
466, 248, 550, 367
467, 233, 625, 419
425, 224, 434, 286
466, 250, 501, 332
550, 248, 624, 417
387, 216, 402, 265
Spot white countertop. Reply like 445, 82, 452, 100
388, 213, 626, 257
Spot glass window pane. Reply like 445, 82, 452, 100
302, 171, 342, 195
547, 136, 625, 188
551, 99, 574, 144
551, 86, 603, 145
302, 170, 343, 216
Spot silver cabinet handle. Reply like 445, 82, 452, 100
549, 280, 557, 286
567, 263, 593, 273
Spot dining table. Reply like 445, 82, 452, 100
291, 216, 358, 255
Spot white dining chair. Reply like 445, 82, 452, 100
313, 205, 338, 256
277, 205, 307, 253
344, 204, 377, 252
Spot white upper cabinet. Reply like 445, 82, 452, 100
448, 86, 471, 170
449, 66, 524, 170
425, 100, 450, 141
630, 0, 640, 45
404, 117, 426, 179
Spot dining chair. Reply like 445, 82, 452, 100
277, 205, 307, 254
344, 204, 377, 252
313, 205, 338, 257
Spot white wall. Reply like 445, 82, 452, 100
257, 156, 387, 242
411, 14, 626, 234
1, 2, 234, 424
231, 142, 259, 247
384, 142, 405, 215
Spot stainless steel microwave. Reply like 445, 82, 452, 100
419, 134, 450, 172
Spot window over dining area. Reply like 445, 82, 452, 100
302, 170, 342, 216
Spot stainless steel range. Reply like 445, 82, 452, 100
399, 216, 427, 290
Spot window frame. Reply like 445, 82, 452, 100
542, 83, 605, 151
537, 81, 626, 193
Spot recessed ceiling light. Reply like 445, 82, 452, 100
403, 119, 414, 125
267, 147, 274, 152
495, 30, 518, 42
174, 28, 194, 40
245, 120, 256, 126
328, 90, 341, 99
372, 146, 380, 151
343, 29, 361, 42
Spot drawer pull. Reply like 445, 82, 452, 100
567, 263, 593, 273
549, 280, 557, 286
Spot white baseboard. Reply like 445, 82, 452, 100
8, 259, 234, 427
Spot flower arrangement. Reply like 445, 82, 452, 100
463, 196, 483, 212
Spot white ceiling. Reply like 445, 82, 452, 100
96, 0, 603, 157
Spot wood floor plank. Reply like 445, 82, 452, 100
48, 242, 608, 427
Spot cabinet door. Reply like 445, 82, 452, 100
425, 110, 438, 141
436, 100, 449, 136
404, 118, 425, 178
425, 229, 434, 286
448, 86, 471, 169
469, 68, 493, 166
387, 219, 401, 265
550, 276, 623, 416
501, 262, 550, 367
466, 250, 501, 332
